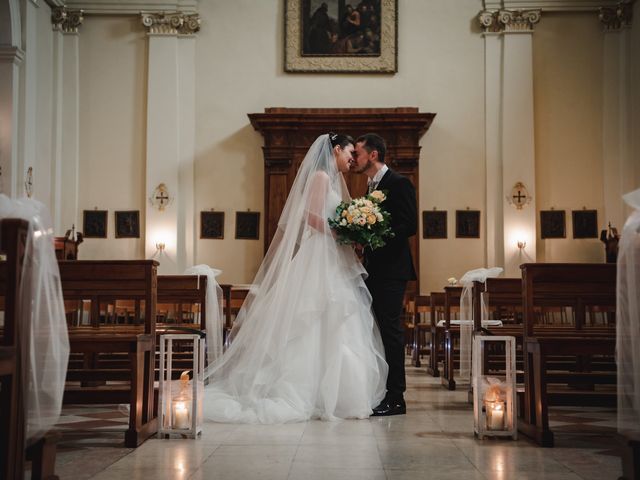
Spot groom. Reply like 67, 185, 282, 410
351, 133, 417, 416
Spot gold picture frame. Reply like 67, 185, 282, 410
285, 0, 398, 74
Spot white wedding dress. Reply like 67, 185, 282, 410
203, 135, 387, 423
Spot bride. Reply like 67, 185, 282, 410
204, 133, 388, 423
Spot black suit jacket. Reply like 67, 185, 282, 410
364, 168, 417, 281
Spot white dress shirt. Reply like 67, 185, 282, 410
368, 164, 389, 193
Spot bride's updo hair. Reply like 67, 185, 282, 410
328, 132, 354, 149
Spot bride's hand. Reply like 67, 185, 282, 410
354, 243, 364, 258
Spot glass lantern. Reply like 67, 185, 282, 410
158, 333, 205, 439
473, 334, 517, 440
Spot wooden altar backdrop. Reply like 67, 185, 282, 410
248, 107, 435, 294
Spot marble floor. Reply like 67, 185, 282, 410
50, 363, 622, 480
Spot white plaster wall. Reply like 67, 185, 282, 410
194, 0, 487, 292
34, 0, 632, 291
34, 2, 53, 207
17, 0, 55, 203
533, 12, 605, 263
77, 16, 146, 259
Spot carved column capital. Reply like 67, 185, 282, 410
599, 1, 633, 31
478, 9, 541, 33
478, 10, 502, 33
141, 12, 201, 36
51, 7, 84, 34
499, 9, 541, 32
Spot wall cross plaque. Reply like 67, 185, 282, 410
150, 183, 172, 211
507, 182, 532, 210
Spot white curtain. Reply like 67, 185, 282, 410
617, 188, 640, 440
0, 195, 70, 444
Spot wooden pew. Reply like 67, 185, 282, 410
157, 275, 207, 331
474, 276, 616, 394
0, 219, 28, 480
426, 292, 445, 377
65, 272, 210, 421
518, 263, 616, 447
0, 219, 59, 480
441, 286, 462, 390
410, 295, 430, 367
156, 275, 209, 376
220, 284, 250, 344
471, 278, 524, 377
59, 260, 158, 448
403, 292, 416, 356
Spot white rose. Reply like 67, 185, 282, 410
370, 190, 386, 202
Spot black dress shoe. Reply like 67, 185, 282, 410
371, 397, 406, 416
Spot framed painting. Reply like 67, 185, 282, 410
540, 210, 565, 239
236, 212, 260, 240
83, 210, 108, 238
456, 210, 480, 239
285, 0, 398, 73
115, 210, 140, 238
201, 211, 225, 239
422, 210, 447, 239
572, 210, 598, 239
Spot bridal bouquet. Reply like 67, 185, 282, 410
328, 190, 394, 250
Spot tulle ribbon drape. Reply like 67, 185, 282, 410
183, 264, 224, 363
0, 195, 70, 444
459, 267, 503, 382
617, 188, 640, 441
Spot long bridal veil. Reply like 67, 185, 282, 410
203, 134, 387, 423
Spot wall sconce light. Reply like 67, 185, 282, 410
156, 241, 166, 252
517, 240, 526, 250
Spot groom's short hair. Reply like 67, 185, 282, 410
356, 133, 386, 164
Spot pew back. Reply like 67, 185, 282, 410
59, 260, 157, 335
0, 219, 28, 480
521, 263, 616, 337
157, 275, 207, 331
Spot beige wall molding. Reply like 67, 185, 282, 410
599, 2, 634, 30
141, 12, 200, 36
51, 7, 84, 34
478, 9, 541, 33
484, 0, 622, 11
65, 0, 197, 15
0, 46, 25, 64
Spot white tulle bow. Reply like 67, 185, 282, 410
459, 267, 503, 382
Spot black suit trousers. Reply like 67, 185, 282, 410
366, 276, 407, 397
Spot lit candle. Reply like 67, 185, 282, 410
173, 401, 190, 429
487, 402, 505, 430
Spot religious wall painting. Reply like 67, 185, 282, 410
572, 209, 598, 239
285, 0, 397, 73
540, 210, 566, 239
422, 210, 447, 239
83, 210, 108, 238
236, 212, 260, 240
456, 210, 480, 239
201, 211, 225, 239
115, 211, 140, 238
